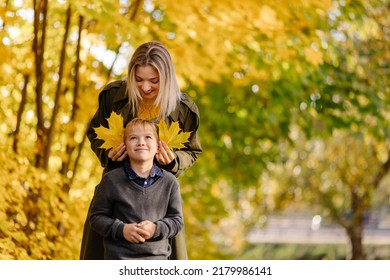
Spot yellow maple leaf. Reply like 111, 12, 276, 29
94, 111, 124, 150
157, 119, 191, 149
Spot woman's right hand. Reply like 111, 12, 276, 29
108, 143, 127, 162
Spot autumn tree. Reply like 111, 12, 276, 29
266, 0, 390, 259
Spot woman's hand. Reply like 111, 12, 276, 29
156, 141, 175, 165
108, 143, 127, 162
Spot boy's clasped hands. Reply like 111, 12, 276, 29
123, 220, 156, 243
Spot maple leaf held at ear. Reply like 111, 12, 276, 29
157, 119, 191, 150
94, 111, 124, 150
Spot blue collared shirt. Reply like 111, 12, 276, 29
124, 160, 163, 188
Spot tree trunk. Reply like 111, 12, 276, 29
44, 5, 72, 169
346, 225, 364, 260
33, 0, 49, 168
373, 146, 390, 189
64, 128, 88, 193
60, 15, 84, 187
130, 0, 143, 21
13, 74, 29, 153
345, 185, 365, 259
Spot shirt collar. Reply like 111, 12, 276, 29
124, 160, 163, 180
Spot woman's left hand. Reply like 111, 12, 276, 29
156, 141, 175, 165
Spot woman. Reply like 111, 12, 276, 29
80, 41, 202, 260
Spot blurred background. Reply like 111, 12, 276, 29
0, 0, 389, 260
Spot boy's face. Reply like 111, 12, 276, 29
125, 124, 158, 164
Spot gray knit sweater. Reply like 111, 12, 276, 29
89, 167, 183, 260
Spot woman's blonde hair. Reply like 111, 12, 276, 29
127, 41, 182, 119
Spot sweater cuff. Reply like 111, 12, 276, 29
115, 222, 125, 240
153, 222, 163, 240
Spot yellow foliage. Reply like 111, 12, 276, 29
0, 150, 85, 260
157, 119, 191, 150
94, 112, 191, 150
304, 46, 324, 66
161, 0, 332, 85
94, 111, 124, 150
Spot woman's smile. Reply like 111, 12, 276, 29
135, 65, 160, 103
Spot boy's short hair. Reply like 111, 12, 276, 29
124, 118, 159, 141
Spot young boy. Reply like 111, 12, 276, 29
89, 118, 183, 259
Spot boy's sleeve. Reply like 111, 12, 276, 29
89, 175, 125, 240
153, 180, 183, 240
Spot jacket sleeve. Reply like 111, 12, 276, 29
160, 96, 202, 177
87, 81, 124, 170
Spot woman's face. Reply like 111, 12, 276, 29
135, 65, 160, 103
